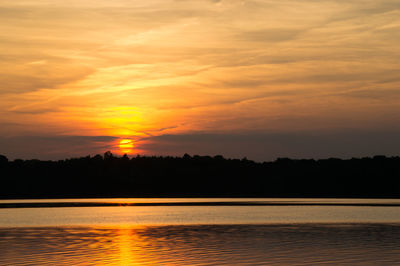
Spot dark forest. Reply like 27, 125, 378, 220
0, 152, 399, 199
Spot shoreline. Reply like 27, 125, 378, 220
2, 200, 400, 209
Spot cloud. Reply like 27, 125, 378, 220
8, 107, 61, 114
235, 28, 303, 43
0, 135, 118, 160
3, 130, 400, 161
137, 130, 400, 161
336, 87, 400, 100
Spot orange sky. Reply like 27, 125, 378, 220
0, 0, 399, 160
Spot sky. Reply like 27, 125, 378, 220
0, 0, 399, 161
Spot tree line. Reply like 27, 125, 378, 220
0, 153, 399, 198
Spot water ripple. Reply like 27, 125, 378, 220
1, 224, 400, 265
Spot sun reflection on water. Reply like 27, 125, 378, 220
116, 227, 142, 265
1, 224, 400, 265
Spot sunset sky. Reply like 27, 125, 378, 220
1, 0, 399, 161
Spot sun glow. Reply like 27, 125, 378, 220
119, 139, 134, 154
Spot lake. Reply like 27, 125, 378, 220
1, 198, 400, 265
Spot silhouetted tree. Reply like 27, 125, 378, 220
0, 155, 8, 165
0, 153, 399, 198
104, 151, 113, 160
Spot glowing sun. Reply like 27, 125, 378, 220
119, 139, 134, 153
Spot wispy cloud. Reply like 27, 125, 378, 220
0, 0, 399, 159
0, 135, 119, 160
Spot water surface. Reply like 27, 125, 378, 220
1, 198, 400, 265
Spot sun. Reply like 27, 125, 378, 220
119, 139, 134, 154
